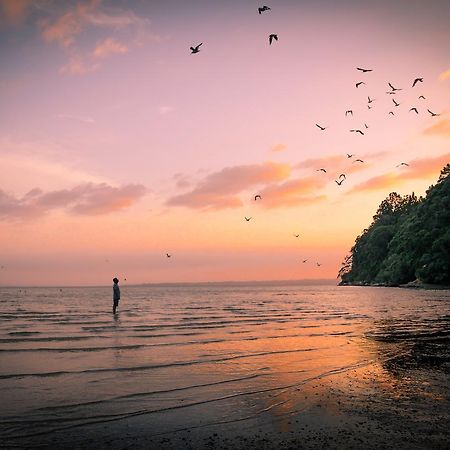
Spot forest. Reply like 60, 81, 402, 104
339, 164, 450, 286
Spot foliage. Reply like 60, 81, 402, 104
339, 164, 450, 285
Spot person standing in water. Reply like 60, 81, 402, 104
112, 277, 120, 314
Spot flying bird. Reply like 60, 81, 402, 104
357, 67, 372, 72
367, 105, 372, 110
419, 95, 426, 100
269, 34, 278, 45
315, 123, 327, 130
345, 110, 353, 116
302, 259, 308, 263
335, 179, 344, 186
367, 96, 375, 103
409, 107, 419, 114
388, 82, 402, 91
166, 253, 171, 258
245, 217, 252, 221
396, 162, 409, 167
386, 91, 396, 95
389, 111, 395, 115
294, 234, 300, 238
316, 262, 322, 267
427, 109, 440, 117
356, 81, 365, 88
258, 5, 271, 14
350, 129, 364, 135
339, 173, 346, 179
392, 98, 400, 107
354, 159, 364, 163
190, 43, 203, 54
364, 123, 369, 129
412, 77, 423, 87
316, 168, 327, 173
346, 153, 354, 158
254, 195, 262, 201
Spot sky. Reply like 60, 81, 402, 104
0, 0, 449, 286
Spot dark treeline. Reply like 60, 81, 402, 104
339, 164, 450, 286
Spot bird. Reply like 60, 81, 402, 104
258, 5, 271, 14
409, 107, 419, 114
356, 81, 365, 88
245, 217, 252, 221
302, 259, 308, 263
350, 129, 364, 135
388, 111, 395, 115
354, 159, 364, 163
166, 253, 171, 258
392, 98, 400, 107
335, 179, 344, 186
339, 173, 346, 179
357, 67, 372, 72
367, 96, 375, 103
315, 123, 327, 130
190, 43, 202, 54
364, 123, 369, 129
345, 110, 353, 116
316, 262, 322, 267
269, 34, 278, 45
388, 82, 402, 91
386, 91, 396, 95
419, 95, 426, 100
427, 109, 440, 117
367, 105, 372, 110
316, 168, 327, 173
294, 234, 300, 238
346, 154, 354, 158
412, 77, 423, 87
396, 162, 409, 167
254, 195, 262, 201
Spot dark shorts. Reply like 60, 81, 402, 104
113, 299, 119, 307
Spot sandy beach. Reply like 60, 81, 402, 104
1, 284, 449, 449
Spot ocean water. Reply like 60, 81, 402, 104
0, 283, 449, 446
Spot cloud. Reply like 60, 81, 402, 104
56, 113, 95, 124
0, 0, 32, 24
92, 37, 128, 59
59, 53, 99, 75
259, 177, 327, 208
166, 162, 291, 210
349, 153, 450, 193
439, 69, 450, 81
423, 118, 450, 137
0, 183, 147, 220
296, 153, 375, 176
271, 144, 286, 152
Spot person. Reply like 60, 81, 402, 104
112, 277, 120, 314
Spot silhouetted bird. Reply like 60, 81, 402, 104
316, 124, 327, 131
294, 234, 300, 238
364, 123, 369, 129
354, 159, 364, 163
356, 82, 365, 88
254, 195, 262, 201
245, 217, 252, 221
389, 111, 395, 115
316, 262, 322, 267
345, 110, 353, 116
350, 129, 364, 135
357, 67, 372, 72
166, 253, 171, 258
367, 96, 375, 103
386, 91, 396, 95
302, 259, 308, 263
316, 168, 327, 173
367, 105, 372, 110
427, 109, 440, 117
346, 153, 354, 158
412, 77, 423, 87
396, 162, 409, 167
388, 82, 402, 91
409, 107, 419, 114
335, 179, 344, 186
339, 173, 346, 179
392, 99, 400, 107
419, 95, 426, 100
258, 5, 271, 14
269, 34, 278, 45
190, 43, 202, 54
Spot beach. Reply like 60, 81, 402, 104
1, 283, 449, 449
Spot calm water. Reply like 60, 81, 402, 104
0, 283, 449, 445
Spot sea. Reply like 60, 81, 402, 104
0, 283, 449, 447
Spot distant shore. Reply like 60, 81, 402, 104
339, 280, 450, 290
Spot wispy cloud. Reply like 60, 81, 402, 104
0, 0, 32, 25
423, 118, 450, 137
56, 113, 95, 124
166, 162, 291, 210
0, 183, 147, 221
92, 37, 128, 59
439, 69, 450, 81
271, 144, 286, 152
349, 153, 450, 193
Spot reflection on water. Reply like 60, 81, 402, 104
0, 284, 448, 446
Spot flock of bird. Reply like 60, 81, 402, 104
186, 5, 443, 271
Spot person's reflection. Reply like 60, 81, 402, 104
112, 312, 122, 365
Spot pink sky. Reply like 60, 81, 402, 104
0, 0, 449, 285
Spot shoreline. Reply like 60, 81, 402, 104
339, 281, 450, 290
